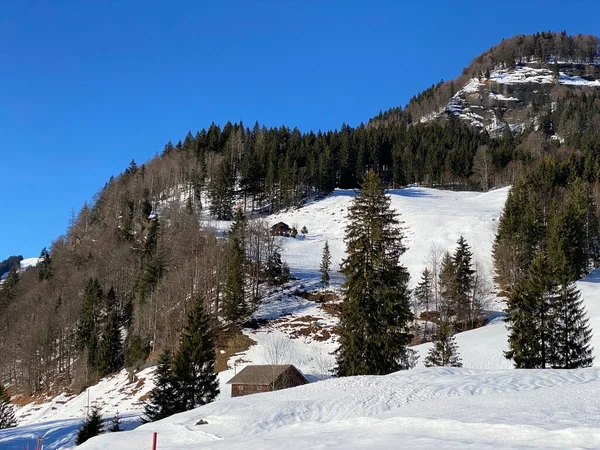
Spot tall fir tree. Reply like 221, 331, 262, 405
336, 170, 413, 376
143, 350, 182, 422
172, 296, 219, 410
424, 323, 462, 367
76, 405, 103, 445
439, 252, 458, 321
0, 384, 16, 429
320, 241, 332, 285
551, 281, 594, 368
96, 306, 124, 377
208, 156, 234, 220
414, 267, 433, 341
223, 209, 248, 323
505, 253, 555, 368
37, 247, 53, 281
76, 278, 103, 371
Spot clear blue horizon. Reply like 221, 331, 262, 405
1, 0, 599, 259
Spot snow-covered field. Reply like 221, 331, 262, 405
5, 185, 600, 449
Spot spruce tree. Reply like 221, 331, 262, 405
414, 267, 433, 341
172, 297, 219, 411
320, 241, 331, 285
424, 323, 462, 367
76, 405, 103, 445
37, 247, 53, 281
336, 170, 413, 376
109, 411, 122, 432
505, 253, 555, 368
452, 236, 475, 324
143, 350, 182, 422
77, 278, 103, 370
0, 384, 16, 429
96, 307, 123, 377
439, 252, 458, 321
223, 209, 248, 323
551, 281, 594, 368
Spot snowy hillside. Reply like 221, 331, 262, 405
6, 184, 600, 449
80, 366, 600, 449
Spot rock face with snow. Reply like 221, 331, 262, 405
424, 62, 600, 135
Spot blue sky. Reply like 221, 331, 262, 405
0, 0, 598, 259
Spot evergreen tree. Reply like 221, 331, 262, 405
37, 247, 53, 281
76, 405, 103, 445
320, 241, 332, 285
109, 411, 122, 432
414, 267, 433, 341
551, 281, 594, 368
424, 323, 462, 367
143, 351, 182, 422
0, 384, 16, 429
96, 307, 123, 377
336, 170, 413, 376
223, 209, 248, 323
439, 252, 458, 321
171, 297, 219, 411
264, 251, 290, 286
505, 253, 555, 368
76, 278, 103, 370
208, 157, 234, 220
0, 266, 19, 312
452, 236, 476, 328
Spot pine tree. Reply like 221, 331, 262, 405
171, 297, 219, 411
208, 157, 234, 220
109, 411, 122, 432
505, 253, 555, 368
551, 281, 594, 368
0, 384, 16, 429
414, 267, 433, 341
143, 350, 182, 422
452, 236, 476, 329
336, 170, 413, 376
439, 252, 458, 321
76, 405, 103, 445
77, 278, 103, 370
424, 323, 462, 367
320, 241, 331, 285
223, 209, 248, 323
96, 307, 123, 377
37, 247, 53, 281
264, 251, 290, 286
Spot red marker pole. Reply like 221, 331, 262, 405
152, 432, 157, 450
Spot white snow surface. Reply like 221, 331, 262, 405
79, 367, 600, 449
490, 65, 600, 87
6, 185, 600, 448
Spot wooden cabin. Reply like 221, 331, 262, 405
270, 222, 292, 236
227, 364, 309, 397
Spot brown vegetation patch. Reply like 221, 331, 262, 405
214, 327, 256, 372
320, 302, 341, 318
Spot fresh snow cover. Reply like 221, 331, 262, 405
489, 92, 519, 101
78, 367, 600, 449
5, 185, 600, 449
489, 65, 600, 88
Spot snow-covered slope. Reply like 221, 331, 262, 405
0, 257, 40, 281
6, 184, 600, 449
79, 366, 600, 449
